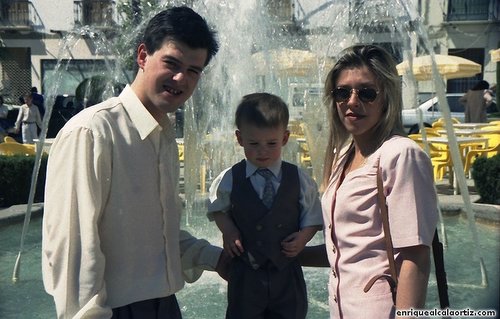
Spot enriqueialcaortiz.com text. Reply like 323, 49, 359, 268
396, 308, 497, 318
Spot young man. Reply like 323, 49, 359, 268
14, 93, 43, 143
42, 7, 229, 318
207, 93, 323, 319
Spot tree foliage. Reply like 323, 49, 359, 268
471, 154, 500, 204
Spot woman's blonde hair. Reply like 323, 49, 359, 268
321, 44, 405, 189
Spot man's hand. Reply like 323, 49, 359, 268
215, 249, 232, 281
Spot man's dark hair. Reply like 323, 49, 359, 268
235, 93, 289, 129
472, 80, 489, 91
143, 6, 219, 66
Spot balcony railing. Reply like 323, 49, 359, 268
447, 0, 494, 21
0, 0, 35, 31
74, 0, 117, 29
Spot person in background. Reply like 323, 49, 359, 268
31, 86, 45, 119
0, 95, 9, 126
459, 80, 493, 123
42, 6, 229, 319
14, 93, 43, 144
0, 95, 10, 138
208, 93, 323, 319
320, 44, 438, 318
487, 83, 497, 113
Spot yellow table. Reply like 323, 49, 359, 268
437, 128, 500, 136
452, 123, 495, 129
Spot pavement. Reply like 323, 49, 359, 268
0, 202, 45, 223
1, 180, 499, 225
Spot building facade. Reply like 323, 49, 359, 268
0, 0, 498, 106
0, 0, 120, 104
420, 0, 499, 93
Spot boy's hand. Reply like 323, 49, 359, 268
281, 226, 319, 257
281, 232, 308, 257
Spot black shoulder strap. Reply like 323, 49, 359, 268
432, 230, 450, 308
374, 160, 449, 308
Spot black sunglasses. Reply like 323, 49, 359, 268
331, 87, 379, 103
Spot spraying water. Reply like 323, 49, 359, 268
11, 0, 489, 305
11, 27, 130, 282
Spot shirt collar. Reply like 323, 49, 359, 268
120, 85, 162, 140
245, 159, 282, 179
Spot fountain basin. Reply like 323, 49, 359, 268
0, 202, 498, 318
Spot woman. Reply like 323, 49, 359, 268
321, 45, 438, 318
459, 80, 493, 123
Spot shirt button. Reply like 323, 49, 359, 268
256, 225, 263, 231
334, 295, 337, 303
328, 224, 332, 229
332, 269, 337, 278
332, 246, 336, 254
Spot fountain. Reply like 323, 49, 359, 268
1, 0, 498, 318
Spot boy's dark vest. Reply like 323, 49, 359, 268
230, 160, 300, 270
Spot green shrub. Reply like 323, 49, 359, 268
0, 155, 48, 207
471, 154, 500, 205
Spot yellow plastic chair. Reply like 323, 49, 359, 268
4, 136, 18, 143
432, 117, 461, 129
0, 142, 36, 156
428, 147, 452, 181
177, 142, 184, 162
298, 141, 311, 167
480, 125, 499, 130
421, 127, 442, 137
463, 133, 500, 176
467, 126, 500, 151
288, 120, 305, 139
409, 134, 451, 181
431, 121, 444, 129
409, 134, 444, 158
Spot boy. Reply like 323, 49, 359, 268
208, 93, 323, 319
